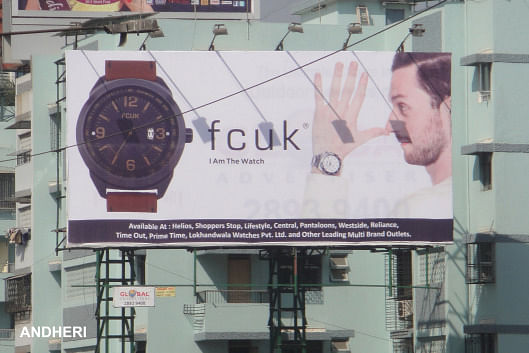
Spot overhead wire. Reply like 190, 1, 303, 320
0, 0, 448, 165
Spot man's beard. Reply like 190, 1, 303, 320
403, 118, 446, 166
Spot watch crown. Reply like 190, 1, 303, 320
185, 128, 193, 143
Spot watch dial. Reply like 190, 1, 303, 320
81, 85, 180, 179
322, 155, 340, 174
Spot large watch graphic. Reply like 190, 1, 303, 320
76, 60, 192, 213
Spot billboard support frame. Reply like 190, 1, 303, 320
95, 249, 136, 353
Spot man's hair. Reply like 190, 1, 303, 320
392, 53, 451, 108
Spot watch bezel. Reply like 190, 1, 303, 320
76, 78, 186, 191
315, 152, 342, 175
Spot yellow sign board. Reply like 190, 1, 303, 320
155, 287, 176, 297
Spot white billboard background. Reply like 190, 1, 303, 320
66, 50, 431, 222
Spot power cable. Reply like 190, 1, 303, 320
0, 0, 447, 165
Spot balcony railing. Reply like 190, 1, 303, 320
0, 329, 14, 340
196, 290, 269, 305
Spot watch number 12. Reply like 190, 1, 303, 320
124, 96, 138, 108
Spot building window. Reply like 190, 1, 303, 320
135, 341, 146, 353
50, 111, 61, 151
417, 337, 446, 353
465, 333, 496, 353
466, 242, 494, 284
0, 173, 15, 210
135, 254, 146, 285
301, 255, 322, 290
228, 340, 258, 353
16, 151, 31, 166
478, 153, 492, 191
278, 254, 322, 290
386, 250, 414, 331
283, 341, 322, 353
6, 274, 31, 321
17, 132, 32, 166
356, 5, 371, 25
477, 63, 491, 102
331, 338, 350, 353
17, 205, 31, 229
393, 337, 413, 353
386, 9, 405, 25
396, 250, 412, 300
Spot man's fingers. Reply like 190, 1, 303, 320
329, 62, 344, 110
348, 72, 368, 121
314, 72, 324, 112
338, 61, 358, 113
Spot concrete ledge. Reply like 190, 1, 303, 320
461, 143, 529, 155
465, 324, 529, 334
461, 53, 529, 66
194, 329, 354, 342
466, 232, 529, 244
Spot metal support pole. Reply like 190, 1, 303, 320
388, 248, 393, 297
105, 249, 110, 353
193, 250, 197, 297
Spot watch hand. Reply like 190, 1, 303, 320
111, 131, 132, 165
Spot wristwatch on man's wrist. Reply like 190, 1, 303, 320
76, 60, 193, 213
312, 152, 342, 175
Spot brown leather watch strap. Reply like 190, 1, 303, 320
105, 61, 156, 81
107, 192, 157, 213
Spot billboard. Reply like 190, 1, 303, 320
66, 50, 453, 248
17, 0, 251, 14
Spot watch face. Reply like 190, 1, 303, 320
77, 78, 186, 190
321, 153, 341, 175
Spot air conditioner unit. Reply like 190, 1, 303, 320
329, 255, 348, 269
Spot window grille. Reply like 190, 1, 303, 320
385, 250, 414, 331
417, 248, 445, 286
65, 263, 97, 302
16, 151, 31, 166
301, 255, 322, 290
417, 337, 446, 353
416, 248, 446, 329
18, 206, 31, 229
465, 333, 495, 353
466, 242, 494, 284
356, 5, 371, 25
393, 337, 413, 353
278, 254, 322, 290
17, 132, 31, 166
6, 274, 31, 316
50, 111, 61, 151
395, 250, 412, 300
0, 173, 15, 209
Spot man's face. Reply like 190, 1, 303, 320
388, 65, 448, 166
